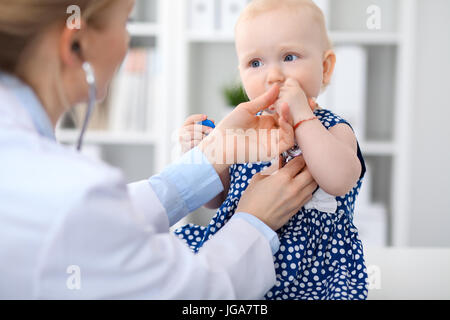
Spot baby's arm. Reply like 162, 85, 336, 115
279, 79, 361, 196
296, 119, 361, 196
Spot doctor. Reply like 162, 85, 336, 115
0, 0, 317, 299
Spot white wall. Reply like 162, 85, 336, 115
408, 0, 450, 246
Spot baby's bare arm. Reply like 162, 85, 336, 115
277, 78, 360, 196
295, 120, 361, 196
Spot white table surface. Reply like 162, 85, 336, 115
364, 247, 450, 300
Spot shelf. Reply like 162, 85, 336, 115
330, 32, 400, 45
127, 22, 160, 37
187, 31, 400, 45
187, 32, 234, 43
56, 130, 158, 145
359, 141, 396, 156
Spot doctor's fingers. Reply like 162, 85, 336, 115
256, 158, 282, 177
279, 156, 307, 179
293, 166, 314, 185
287, 192, 314, 219
283, 179, 317, 219
293, 176, 317, 203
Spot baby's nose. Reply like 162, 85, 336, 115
267, 66, 285, 85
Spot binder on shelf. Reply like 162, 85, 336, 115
189, 0, 216, 33
220, 0, 249, 35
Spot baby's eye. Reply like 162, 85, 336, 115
249, 60, 263, 68
284, 54, 299, 62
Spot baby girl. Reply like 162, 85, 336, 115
176, 0, 368, 300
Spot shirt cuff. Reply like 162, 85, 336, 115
231, 212, 280, 255
149, 147, 224, 226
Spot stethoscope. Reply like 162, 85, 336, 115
72, 41, 97, 152
76, 62, 96, 152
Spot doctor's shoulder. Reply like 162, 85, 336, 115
12, 134, 127, 206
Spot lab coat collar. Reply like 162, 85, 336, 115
0, 71, 56, 141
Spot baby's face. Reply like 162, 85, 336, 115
236, 7, 327, 106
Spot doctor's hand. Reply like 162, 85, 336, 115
198, 84, 295, 166
236, 156, 317, 231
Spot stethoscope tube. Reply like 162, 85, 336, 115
76, 62, 97, 152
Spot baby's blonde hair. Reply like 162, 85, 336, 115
236, 0, 332, 51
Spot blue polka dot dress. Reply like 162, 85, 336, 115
174, 108, 369, 300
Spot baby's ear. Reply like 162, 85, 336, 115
322, 50, 336, 87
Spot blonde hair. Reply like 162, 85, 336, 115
0, 0, 118, 74
236, 0, 332, 51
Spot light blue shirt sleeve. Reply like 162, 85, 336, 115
149, 147, 280, 255
149, 147, 224, 226
232, 212, 280, 255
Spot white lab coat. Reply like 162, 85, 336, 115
0, 79, 276, 299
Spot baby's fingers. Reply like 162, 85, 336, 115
183, 114, 207, 126
179, 126, 213, 142
182, 124, 214, 135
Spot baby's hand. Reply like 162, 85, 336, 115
178, 114, 215, 153
276, 78, 317, 125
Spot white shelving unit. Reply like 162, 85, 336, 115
57, 0, 417, 246
170, 0, 416, 246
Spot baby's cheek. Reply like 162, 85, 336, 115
303, 83, 322, 98
294, 61, 324, 98
300, 73, 323, 98
241, 77, 261, 101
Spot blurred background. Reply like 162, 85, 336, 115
57, 0, 450, 250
